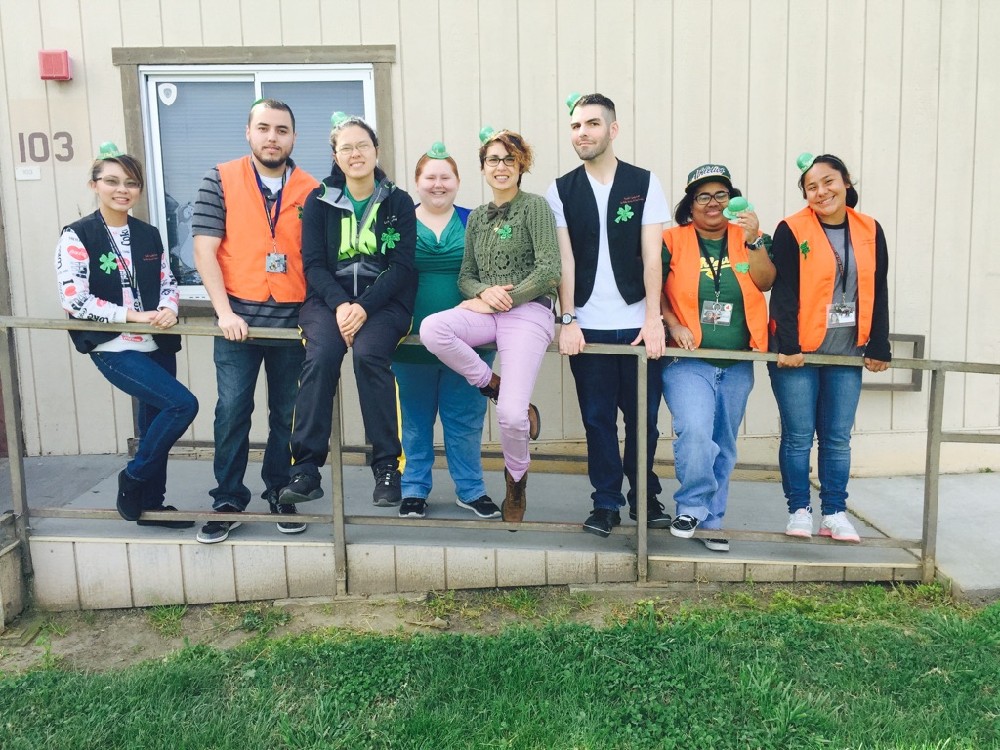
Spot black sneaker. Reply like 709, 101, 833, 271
701, 537, 730, 552
137, 505, 195, 529
670, 514, 699, 539
116, 469, 145, 522
627, 493, 672, 529
196, 507, 243, 544
279, 472, 323, 504
372, 464, 402, 507
399, 497, 428, 518
456, 495, 501, 519
583, 508, 622, 538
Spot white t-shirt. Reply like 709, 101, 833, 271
546, 169, 669, 329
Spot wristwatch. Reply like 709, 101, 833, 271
559, 312, 577, 325
746, 236, 766, 251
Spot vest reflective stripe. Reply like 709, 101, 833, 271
783, 206, 876, 352
337, 201, 383, 261
662, 223, 769, 351
217, 156, 317, 303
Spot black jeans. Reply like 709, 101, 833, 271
290, 296, 411, 475
568, 327, 663, 510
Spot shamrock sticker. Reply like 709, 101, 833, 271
497, 224, 513, 240
799, 240, 811, 258
380, 229, 401, 252
734, 262, 750, 274
99, 252, 118, 274
615, 204, 634, 223
297, 205, 304, 220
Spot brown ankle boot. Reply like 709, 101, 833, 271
481, 373, 541, 440
502, 468, 527, 523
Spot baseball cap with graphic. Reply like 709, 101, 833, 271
685, 164, 733, 194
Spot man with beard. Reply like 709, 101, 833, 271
545, 93, 670, 538
192, 98, 319, 543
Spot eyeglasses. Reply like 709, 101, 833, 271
336, 143, 374, 156
693, 190, 730, 206
99, 177, 141, 190
484, 155, 517, 168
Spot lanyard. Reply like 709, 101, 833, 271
697, 233, 728, 302
100, 216, 141, 311
828, 224, 850, 301
252, 162, 286, 246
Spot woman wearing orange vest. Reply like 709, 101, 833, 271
661, 164, 775, 552
769, 153, 891, 543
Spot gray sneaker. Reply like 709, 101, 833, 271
196, 507, 243, 544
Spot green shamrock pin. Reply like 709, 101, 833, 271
735, 262, 750, 274
497, 224, 513, 240
297, 205, 304, 220
799, 240, 811, 258
615, 204, 634, 223
381, 229, 401, 252
99, 252, 118, 274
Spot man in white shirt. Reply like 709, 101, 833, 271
546, 93, 669, 538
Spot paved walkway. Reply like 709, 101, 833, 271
2, 456, 998, 601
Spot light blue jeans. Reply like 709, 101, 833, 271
661, 358, 754, 530
394, 357, 495, 502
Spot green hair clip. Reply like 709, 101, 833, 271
97, 141, 123, 160
331, 111, 351, 128
426, 141, 450, 159
565, 92, 582, 115
479, 125, 497, 145
796, 152, 816, 173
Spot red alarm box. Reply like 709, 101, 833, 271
39, 50, 72, 81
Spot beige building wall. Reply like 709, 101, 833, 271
0, 0, 998, 474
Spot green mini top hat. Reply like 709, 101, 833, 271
330, 111, 351, 128
426, 141, 450, 159
686, 163, 733, 192
722, 196, 754, 221
479, 125, 498, 144
97, 141, 123, 160
796, 152, 816, 173
565, 92, 583, 115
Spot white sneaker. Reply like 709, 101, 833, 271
785, 508, 813, 538
819, 511, 861, 543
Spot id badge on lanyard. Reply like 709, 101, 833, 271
827, 235, 856, 328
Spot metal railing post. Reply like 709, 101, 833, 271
330, 391, 348, 595
0, 326, 32, 576
921, 368, 945, 584
636, 350, 648, 583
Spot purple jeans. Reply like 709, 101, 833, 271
420, 301, 554, 480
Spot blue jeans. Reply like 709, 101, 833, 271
767, 363, 862, 515
211, 338, 305, 511
394, 355, 495, 502
661, 358, 754, 530
568, 328, 663, 511
90, 348, 198, 509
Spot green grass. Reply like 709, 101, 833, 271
146, 604, 187, 637
1, 586, 998, 749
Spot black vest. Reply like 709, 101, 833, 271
64, 211, 181, 354
555, 161, 651, 307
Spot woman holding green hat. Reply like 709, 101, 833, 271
55, 143, 198, 527
768, 153, 891, 543
421, 128, 560, 523
660, 164, 775, 551
393, 143, 498, 520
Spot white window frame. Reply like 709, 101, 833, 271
137, 63, 376, 299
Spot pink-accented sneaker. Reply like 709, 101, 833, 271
785, 508, 813, 538
819, 511, 861, 543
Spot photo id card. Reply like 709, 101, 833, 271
701, 300, 733, 327
826, 301, 857, 328
266, 253, 287, 274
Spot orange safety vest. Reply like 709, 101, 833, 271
781, 205, 876, 352
662, 223, 769, 351
216, 156, 318, 303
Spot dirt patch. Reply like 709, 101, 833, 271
0, 581, 929, 675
